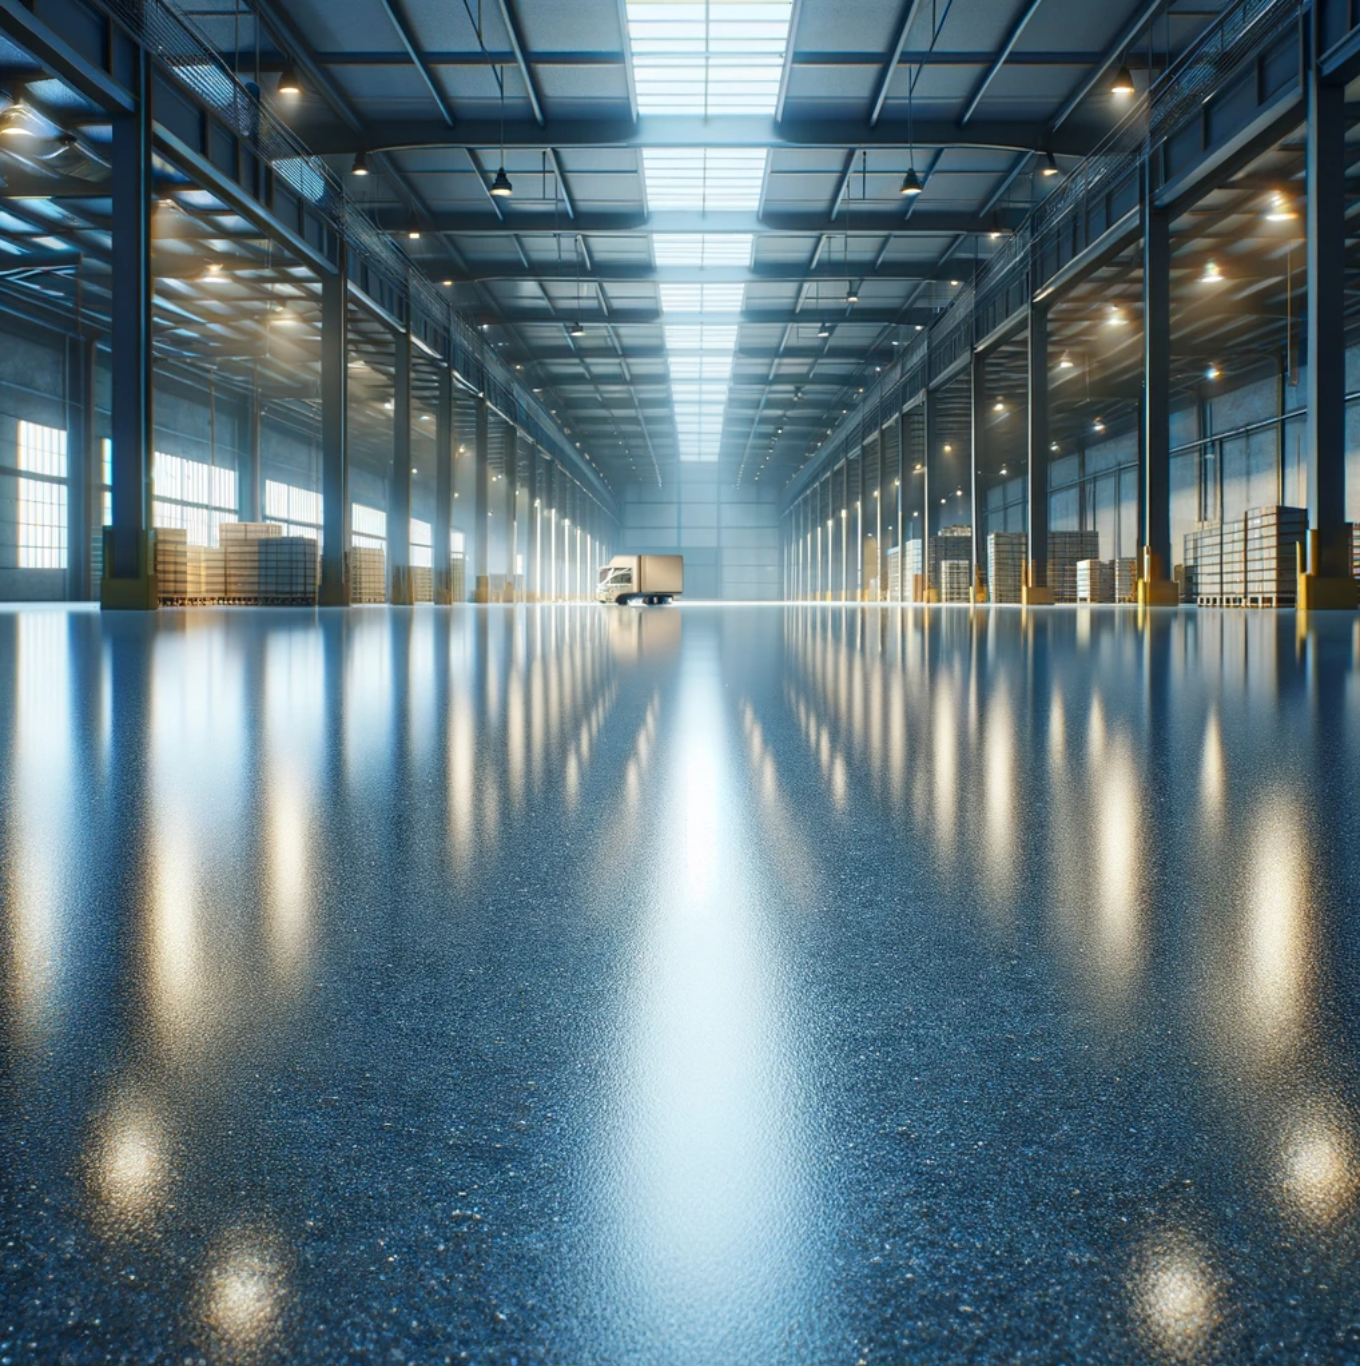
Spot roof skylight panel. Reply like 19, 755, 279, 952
659, 282, 746, 314
625, 1, 794, 116
652, 234, 754, 266
663, 323, 738, 352
643, 148, 766, 212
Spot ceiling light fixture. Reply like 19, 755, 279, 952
1205, 362, 1221, 380
350, 151, 370, 176
490, 164, 514, 198
900, 167, 923, 196
1041, 150, 1059, 178
277, 61, 302, 95
1199, 258, 1223, 284
846, 283, 859, 304
568, 320, 586, 337
1058, 350, 1074, 369
817, 322, 831, 338
1111, 63, 1135, 96
1266, 190, 1297, 222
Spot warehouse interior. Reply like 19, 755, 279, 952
4, 0, 1360, 1360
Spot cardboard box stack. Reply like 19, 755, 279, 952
412, 566, 434, 602
348, 545, 387, 603
221, 521, 282, 600
257, 535, 319, 604
987, 532, 1026, 604
940, 559, 972, 603
1047, 530, 1100, 603
1246, 505, 1306, 603
1076, 559, 1115, 603
1113, 557, 1137, 603
929, 528, 971, 598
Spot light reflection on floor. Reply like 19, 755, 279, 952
1, 602, 1359, 1364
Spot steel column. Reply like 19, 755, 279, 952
473, 396, 490, 598
507, 432, 520, 599
389, 329, 413, 603
971, 351, 987, 597
1142, 159, 1171, 575
319, 246, 350, 605
434, 367, 453, 602
1307, 46, 1349, 576
527, 444, 540, 599
1027, 302, 1050, 590
104, 51, 154, 604
244, 372, 262, 523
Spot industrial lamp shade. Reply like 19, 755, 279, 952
350, 151, 370, 176
899, 167, 923, 196
277, 62, 302, 95
1111, 64, 1135, 95
490, 165, 514, 197
568, 321, 586, 338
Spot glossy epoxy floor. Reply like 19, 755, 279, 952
2, 604, 1360, 1365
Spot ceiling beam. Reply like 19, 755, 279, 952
310, 115, 1104, 157
775, 0, 806, 123
960, 0, 1048, 126
378, 208, 1020, 235
452, 262, 969, 285
1049, 0, 1166, 132
375, 0, 455, 124
870, 0, 928, 127
491, 0, 545, 126
480, 306, 939, 326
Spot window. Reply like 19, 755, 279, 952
659, 282, 746, 314
351, 503, 386, 550
16, 421, 67, 569
625, 1, 793, 116
265, 479, 322, 539
153, 451, 237, 546
411, 517, 432, 569
451, 529, 466, 556
653, 233, 752, 267
642, 148, 767, 212
100, 437, 111, 527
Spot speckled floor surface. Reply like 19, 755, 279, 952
2, 603, 1359, 1364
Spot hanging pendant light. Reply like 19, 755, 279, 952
1111, 63, 1135, 96
350, 150, 370, 176
490, 165, 513, 197
568, 321, 586, 338
900, 167, 923, 196
277, 61, 302, 95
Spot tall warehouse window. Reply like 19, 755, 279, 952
265, 480, 322, 539
411, 518, 432, 568
17, 420, 68, 569
351, 503, 386, 550
153, 452, 237, 546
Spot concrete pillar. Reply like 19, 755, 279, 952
922, 390, 937, 599
506, 432, 520, 599
1024, 303, 1052, 604
1139, 157, 1178, 605
243, 371, 262, 523
103, 50, 155, 608
319, 245, 349, 605
897, 407, 906, 602
1302, 27, 1356, 605
434, 367, 454, 603
389, 330, 413, 604
473, 396, 489, 600
970, 352, 987, 600
526, 445, 540, 599
66, 335, 94, 599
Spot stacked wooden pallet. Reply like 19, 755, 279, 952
1245, 505, 1306, 605
450, 555, 466, 603
1047, 530, 1100, 603
412, 565, 433, 602
348, 546, 387, 603
987, 532, 1026, 604
221, 521, 282, 600
155, 528, 190, 601
257, 536, 319, 605
929, 528, 971, 598
1113, 557, 1137, 603
1221, 516, 1247, 599
940, 559, 972, 603
1076, 559, 1115, 603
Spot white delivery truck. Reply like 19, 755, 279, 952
596, 554, 683, 605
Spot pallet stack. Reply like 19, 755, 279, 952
1047, 530, 1100, 603
221, 521, 282, 601
1113, 557, 1137, 603
1076, 559, 1115, 603
155, 528, 190, 601
940, 559, 972, 603
1186, 525, 1221, 601
1221, 516, 1247, 600
987, 532, 1026, 604
450, 555, 466, 603
412, 566, 434, 602
348, 546, 387, 603
257, 536, 319, 605
1245, 505, 1306, 606
929, 528, 972, 598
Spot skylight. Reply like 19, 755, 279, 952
625, 1, 794, 115
653, 234, 753, 266
642, 148, 767, 211
659, 282, 747, 313
664, 321, 739, 462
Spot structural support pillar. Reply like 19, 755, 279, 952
526, 445, 540, 600
389, 330, 413, 603
66, 335, 93, 599
244, 371, 262, 523
433, 367, 454, 603
1301, 33, 1358, 607
922, 392, 937, 602
473, 395, 490, 602
1023, 302, 1053, 605
897, 407, 907, 601
1139, 159, 1179, 607
103, 51, 156, 609
970, 352, 987, 602
506, 433, 519, 600
319, 245, 349, 605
